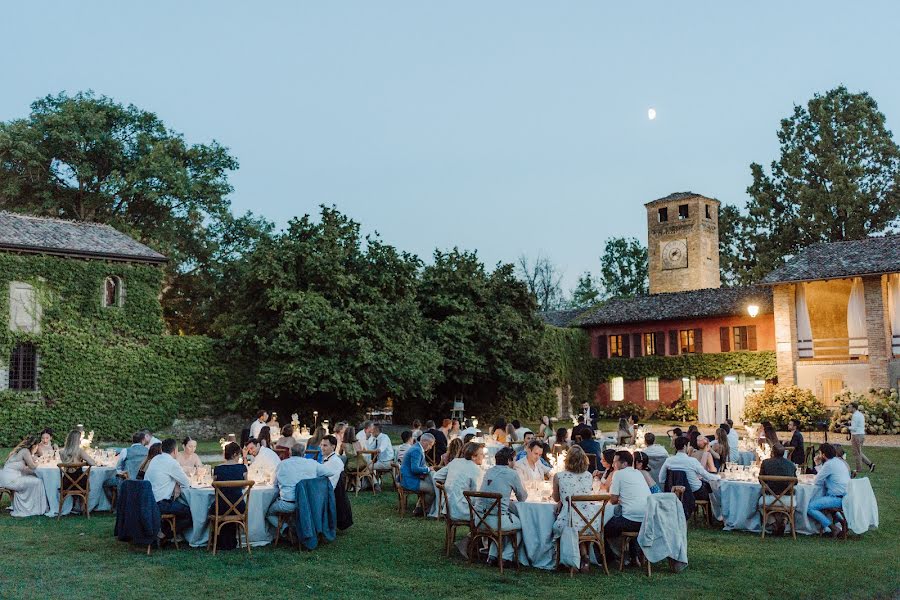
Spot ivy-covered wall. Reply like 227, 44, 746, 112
0, 253, 226, 445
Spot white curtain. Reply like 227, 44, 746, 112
847, 277, 868, 356
714, 386, 728, 426
726, 385, 746, 425
795, 282, 813, 358
889, 274, 900, 355
697, 384, 716, 424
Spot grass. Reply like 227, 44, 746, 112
0, 442, 898, 600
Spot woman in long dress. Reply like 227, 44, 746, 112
0, 435, 49, 517
552, 445, 597, 573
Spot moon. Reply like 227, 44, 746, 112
648, 108, 657, 120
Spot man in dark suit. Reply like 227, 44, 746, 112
760, 444, 798, 536
580, 401, 599, 431
786, 419, 805, 465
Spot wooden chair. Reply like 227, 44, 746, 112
463, 490, 520, 575
57, 463, 92, 519
304, 448, 322, 462
555, 493, 610, 575
396, 479, 426, 518
147, 513, 181, 555
106, 471, 128, 509
372, 460, 394, 490
618, 532, 651, 576
782, 446, 795, 460
346, 451, 376, 496
207, 480, 255, 555
425, 446, 440, 467
821, 507, 849, 540
758, 475, 797, 540
274, 446, 291, 461
693, 498, 713, 526
0, 487, 14, 509
671, 486, 685, 500
274, 510, 297, 547
436, 481, 469, 555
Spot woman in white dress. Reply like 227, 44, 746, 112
176, 437, 203, 474
552, 445, 599, 573
0, 435, 49, 517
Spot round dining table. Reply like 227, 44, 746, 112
35, 464, 117, 517
179, 484, 279, 548
711, 476, 820, 535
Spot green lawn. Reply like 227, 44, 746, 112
0, 442, 898, 599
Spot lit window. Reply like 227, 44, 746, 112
679, 329, 695, 354
645, 377, 660, 401
724, 375, 738, 383
10, 342, 38, 391
609, 335, 624, 358
733, 326, 748, 351
611, 377, 624, 401
643, 333, 656, 356
681, 376, 695, 399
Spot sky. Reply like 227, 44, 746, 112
3, 2, 900, 292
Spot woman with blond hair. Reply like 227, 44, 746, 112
439, 437, 464, 468
59, 429, 96, 466
552, 445, 597, 573
0, 435, 49, 517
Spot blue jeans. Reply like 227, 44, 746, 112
807, 495, 844, 529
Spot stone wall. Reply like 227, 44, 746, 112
160, 413, 247, 441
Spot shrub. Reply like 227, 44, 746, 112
743, 384, 827, 429
830, 388, 900, 435
597, 401, 646, 420
650, 393, 698, 422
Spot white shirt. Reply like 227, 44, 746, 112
249, 419, 266, 440
514, 427, 532, 440
459, 427, 480, 438
320, 452, 344, 490
368, 433, 395, 463
143, 453, 191, 503
726, 429, 740, 461
396, 443, 411, 464
149, 436, 162, 447
250, 446, 281, 473
274, 457, 330, 501
814, 457, 851, 497
658, 451, 720, 493
433, 458, 483, 521
356, 429, 369, 446
642, 444, 669, 458
514, 457, 551, 482
850, 410, 866, 435
610, 467, 652, 522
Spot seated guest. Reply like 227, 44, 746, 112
449, 419, 461, 440
368, 424, 396, 484
410, 420, 423, 441
243, 438, 281, 474
396, 431, 413, 464
807, 443, 851, 537
504, 423, 518, 443
249, 410, 269, 440
667, 427, 686, 442
833, 445, 852, 473
440, 438, 464, 468
572, 417, 591, 442
266, 444, 332, 531
319, 435, 343, 490
176, 437, 203, 474
633, 451, 660, 493
537, 416, 553, 441
137, 443, 162, 480
59, 429, 96, 466
439, 419, 453, 446
491, 419, 507, 443
512, 419, 531, 441
257, 426, 274, 449
659, 437, 720, 501
515, 440, 551, 482
689, 435, 718, 474
433, 441, 484, 520
514, 431, 536, 461
548, 427, 570, 450
615, 418, 633, 445
605, 451, 652, 565
356, 421, 373, 448
786, 419, 805, 465
759, 443, 797, 535
143, 438, 192, 541
725, 419, 740, 462
343, 426, 367, 472
687, 425, 699, 436
332, 423, 347, 455
478, 447, 527, 566
0, 435, 49, 517
212, 442, 248, 550
424, 420, 448, 459
711, 428, 730, 471
642, 433, 669, 458
576, 428, 602, 467
551, 445, 594, 572
595, 448, 617, 492
275, 425, 298, 450
306, 426, 326, 461
760, 420, 785, 453
35, 428, 56, 458
116, 430, 151, 480
400, 433, 436, 516
144, 430, 162, 446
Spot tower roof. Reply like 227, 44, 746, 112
644, 192, 719, 207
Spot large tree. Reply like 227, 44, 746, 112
599, 236, 648, 298
0, 91, 251, 332
735, 86, 900, 283
569, 271, 602, 308
516, 253, 564, 311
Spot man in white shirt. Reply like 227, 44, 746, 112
266, 444, 333, 529
368, 424, 395, 473
605, 450, 652, 563
244, 438, 281, 475
807, 443, 852, 536
658, 437, 720, 500
641, 432, 670, 485
249, 410, 269, 441
848, 403, 874, 473
725, 420, 740, 463
514, 440, 551, 482
512, 419, 531, 441
319, 435, 344, 491
143, 438, 193, 540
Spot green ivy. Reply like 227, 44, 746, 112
0, 253, 226, 445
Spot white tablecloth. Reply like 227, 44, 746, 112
843, 478, 879, 534
35, 465, 116, 517
180, 485, 278, 548
711, 479, 820, 535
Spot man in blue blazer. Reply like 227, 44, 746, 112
400, 433, 436, 516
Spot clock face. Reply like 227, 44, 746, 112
661, 239, 688, 270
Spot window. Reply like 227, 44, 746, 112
658, 207, 668, 223
705, 204, 712, 219
9, 342, 37, 391
731, 325, 757, 351
681, 376, 695, 399
679, 329, 695, 354
643, 333, 656, 356
611, 377, 624, 401
103, 276, 124, 307
609, 335, 625, 357
645, 377, 660, 401
678, 204, 689, 219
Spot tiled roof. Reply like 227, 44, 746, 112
644, 191, 719, 206
575, 286, 772, 327
761, 235, 900, 284
0, 212, 167, 263
538, 308, 587, 328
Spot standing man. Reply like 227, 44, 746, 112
143, 438, 192, 541
581, 401, 598, 431
848, 403, 875, 473
786, 419, 805, 465
249, 410, 269, 440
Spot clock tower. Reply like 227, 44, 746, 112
645, 192, 720, 294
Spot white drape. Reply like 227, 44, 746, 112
698, 383, 747, 425
795, 283, 813, 358
726, 385, 746, 425
847, 277, 868, 356
698, 384, 716, 424
888, 273, 900, 355
715, 387, 728, 426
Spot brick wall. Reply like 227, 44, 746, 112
773, 284, 797, 385
864, 275, 891, 389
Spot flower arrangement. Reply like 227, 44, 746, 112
743, 384, 827, 429
830, 388, 900, 435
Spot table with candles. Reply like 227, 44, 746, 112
34, 448, 119, 517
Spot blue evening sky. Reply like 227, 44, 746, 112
3, 2, 899, 291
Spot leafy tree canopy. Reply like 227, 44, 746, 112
599, 236, 648, 298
